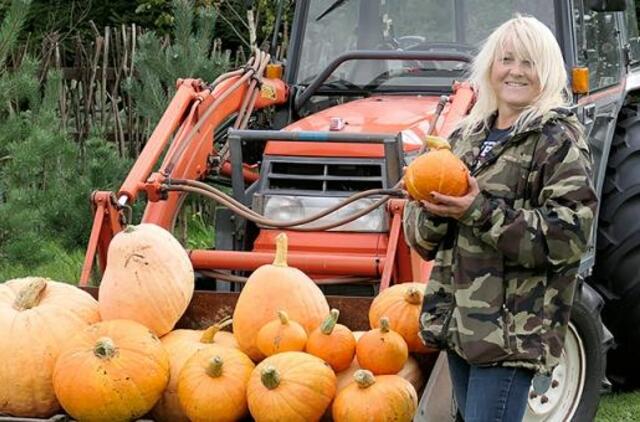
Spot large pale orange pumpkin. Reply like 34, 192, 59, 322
356, 317, 408, 375
98, 223, 194, 336
257, 310, 308, 356
178, 345, 255, 422
247, 351, 336, 422
404, 136, 468, 201
332, 370, 418, 422
369, 282, 432, 353
233, 233, 330, 361
53, 319, 170, 422
306, 309, 356, 372
0, 277, 100, 417
152, 317, 239, 422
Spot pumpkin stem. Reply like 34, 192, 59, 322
273, 233, 288, 267
404, 287, 423, 305
379, 317, 391, 333
277, 310, 290, 325
200, 318, 233, 343
354, 369, 376, 389
320, 309, 340, 335
261, 365, 281, 390
206, 355, 224, 378
94, 337, 118, 359
124, 225, 136, 233
13, 277, 47, 311
425, 135, 451, 150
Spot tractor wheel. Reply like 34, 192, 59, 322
415, 284, 608, 422
594, 104, 640, 388
524, 284, 608, 422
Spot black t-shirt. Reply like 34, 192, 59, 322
472, 126, 512, 171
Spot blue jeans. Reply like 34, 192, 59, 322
448, 352, 534, 422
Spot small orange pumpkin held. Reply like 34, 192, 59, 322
332, 370, 418, 422
0, 277, 100, 418
356, 317, 408, 375
178, 345, 255, 422
233, 233, 330, 361
98, 223, 194, 336
403, 136, 468, 201
53, 319, 170, 422
306, 308, 356, 372
257, 310, 308, 356
247, 351, 337, 422
369, 282, 432, 353
152, 317, 239, 422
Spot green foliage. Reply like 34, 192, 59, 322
0, 72, 132, 266
136, 0, 216, 34
130, 0, 229, 126
0, 0, 132, 273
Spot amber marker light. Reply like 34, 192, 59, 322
266, 64, 283, 79
572, 67, 589, 95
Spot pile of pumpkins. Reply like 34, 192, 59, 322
0, 224, 430, 422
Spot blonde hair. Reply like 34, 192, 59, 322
458, 14, 570, 138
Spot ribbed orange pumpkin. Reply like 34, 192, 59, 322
336, 354, 425, 394
356, 317, 408, 375
247, 351, 336, 422
233, 233, 330, 361
53, 319, 170, 422
332, 370, 418, 422
152, 318, 239, 422
404, 136, 468, 201
306, 309, 356, 372
369, 282, 431, 353
98, 223, 194, 336
0, 277, 100, 417
178, 345, 255, 422
257, 310, 308, 356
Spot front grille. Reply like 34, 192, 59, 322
266, 158, 385, 194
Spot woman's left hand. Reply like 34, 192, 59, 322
421, 173, 480, 220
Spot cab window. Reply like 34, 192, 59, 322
573, 0, 623, 91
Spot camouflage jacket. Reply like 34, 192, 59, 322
403, 108, 597, 374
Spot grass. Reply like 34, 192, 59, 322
0, 243, 85, 283
597, 391, 640, 421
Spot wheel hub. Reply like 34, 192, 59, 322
523, 323, 586, 421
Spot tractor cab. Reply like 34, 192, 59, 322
285, 0, 558, 115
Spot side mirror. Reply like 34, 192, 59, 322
589, 0, 627, 11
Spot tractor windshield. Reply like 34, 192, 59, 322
296, 0, 557, 91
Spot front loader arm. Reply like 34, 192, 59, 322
80, 58, 288, 286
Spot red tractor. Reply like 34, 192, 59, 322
74, 0, 640, 421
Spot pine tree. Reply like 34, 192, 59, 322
0, 0, 131, 280
131, 0, 230, 127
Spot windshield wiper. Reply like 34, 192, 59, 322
316, 0, 352, 22
322, 78, 368, 94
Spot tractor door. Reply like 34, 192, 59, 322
571, 1, 627, 270
572, 1, 626, 196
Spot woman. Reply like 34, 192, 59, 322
403, 15, 597, 422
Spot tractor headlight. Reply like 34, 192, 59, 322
260, 195, 388, 232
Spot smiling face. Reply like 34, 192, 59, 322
490, 38, 542, 118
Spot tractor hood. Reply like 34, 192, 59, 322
265, 96, 448, 158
